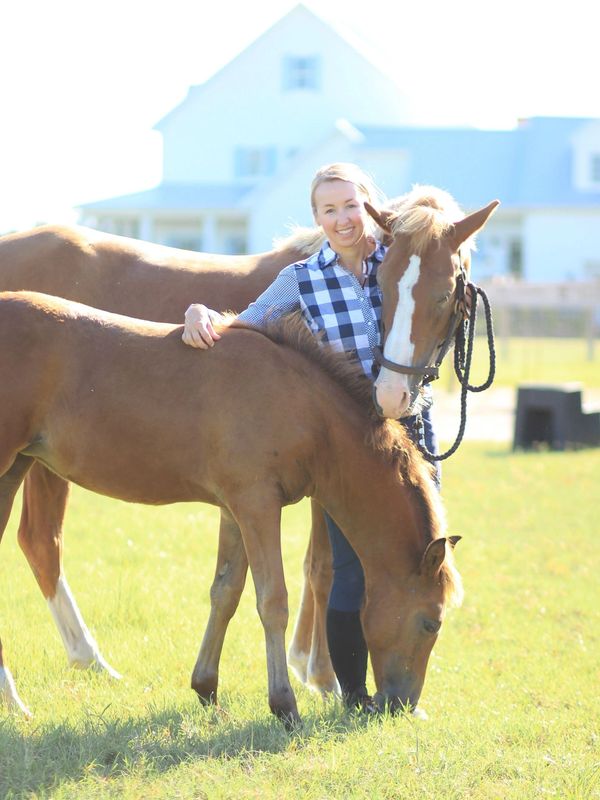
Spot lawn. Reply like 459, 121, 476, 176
439, 335, 599, 391
0, 442, 598, 799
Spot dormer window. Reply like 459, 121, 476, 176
234, 147, 277, 178
283, 56, 320, 90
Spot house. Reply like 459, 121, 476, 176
79, 4, 600, 282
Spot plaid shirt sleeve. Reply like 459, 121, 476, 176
236, 264, 300, 326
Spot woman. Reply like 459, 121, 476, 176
182, 163, 439, 711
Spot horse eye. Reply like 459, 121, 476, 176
437, 292, 452, 306
423, 618, 442, 635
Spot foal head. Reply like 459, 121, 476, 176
367, 188, 499, 418
362, 534, 463, 712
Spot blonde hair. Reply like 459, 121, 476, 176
310, 162, 384, 214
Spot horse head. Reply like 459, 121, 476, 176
362, 535, 463, 712
367, 191, 500, 419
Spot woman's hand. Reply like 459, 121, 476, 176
182, 304, 224, 348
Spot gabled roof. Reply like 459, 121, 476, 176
155, 3, 404, 132
79, 183, 251, 212
354, 117, 600, 208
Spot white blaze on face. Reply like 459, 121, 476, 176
47, 575, 121, 677
384, 255, 421, 367
375, 255, 421, 417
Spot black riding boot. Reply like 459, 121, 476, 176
326, 608, 369, 708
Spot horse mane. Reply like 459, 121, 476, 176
227, 312, 463, 605
387, 185, 473, 258
273, 226, 327, 257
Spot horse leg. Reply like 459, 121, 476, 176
0, 454, 35, 716
191, 508, 248, 705
230, 494, 300, 727
17, 464, 120, 677
305, 503, 339, 697
288, 498, 339, 696
287, 519, 315, 685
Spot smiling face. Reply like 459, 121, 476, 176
312, 179, 371, 253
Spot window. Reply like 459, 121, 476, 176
234, 147, 277, 178
155, 220, 202, 251
591, 154, 600, 183
217, 220, 248, 255
112, 219, 140, 239
509, 239, 523, 279
283, 56, 320, 90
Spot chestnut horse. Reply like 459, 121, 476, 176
0, 291, 463, 724
0, 223, 322, 687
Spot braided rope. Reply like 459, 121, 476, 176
419, 283, 496, 462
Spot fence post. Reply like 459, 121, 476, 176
586, 308, 596, 362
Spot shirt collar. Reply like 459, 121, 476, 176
315, 239, 386, 272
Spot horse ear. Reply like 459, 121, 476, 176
420, 538, 448, 578
365, 202, 395, 234
450, 200, 500, 248
448, 535, 462, 549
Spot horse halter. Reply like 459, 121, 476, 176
372, 256, 469, 387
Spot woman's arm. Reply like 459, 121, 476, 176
182, 264, 300, 349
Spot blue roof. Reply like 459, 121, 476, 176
79, 183, 251, 211
355, 117, 600, 208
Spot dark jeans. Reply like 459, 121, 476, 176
326, 406, 439, 612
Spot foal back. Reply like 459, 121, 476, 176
0, 291, 324, 508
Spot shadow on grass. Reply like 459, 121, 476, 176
0, 700, 372, 797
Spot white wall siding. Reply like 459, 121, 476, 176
246, 132, 358, 252
524, 210, 600, 281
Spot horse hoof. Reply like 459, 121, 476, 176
278, 709, 302, 731
71, 655, 122, 680
192, 684, 218, 706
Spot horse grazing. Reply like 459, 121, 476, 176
0, 224, 319, 685
0, 291, 463, 724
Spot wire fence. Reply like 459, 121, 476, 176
479, 278, 600, 360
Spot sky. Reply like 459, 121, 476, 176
1, 0, 596, 233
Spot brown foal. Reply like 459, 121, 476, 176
0, 292, 462, 724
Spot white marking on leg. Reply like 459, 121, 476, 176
0, 666, 32, 717
48, 575, 121, 678
288, 648, 309, 686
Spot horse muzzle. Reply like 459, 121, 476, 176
372, 379, 414, 420
373, 675, 423, 714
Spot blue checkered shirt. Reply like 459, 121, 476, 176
237, 241, 386, 378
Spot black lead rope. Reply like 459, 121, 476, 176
419, 282, 496, 462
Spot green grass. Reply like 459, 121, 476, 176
439, 336, 599, 391
0, 443, 598, 798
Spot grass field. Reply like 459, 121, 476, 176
1, 440, 598, 799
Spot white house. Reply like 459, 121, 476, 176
79, 4, 600, 282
